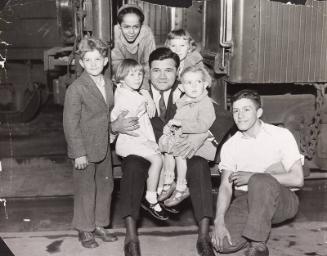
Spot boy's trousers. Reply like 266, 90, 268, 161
72, 149, 114, 231
221, 173, 299, 253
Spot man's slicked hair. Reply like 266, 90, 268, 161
232, 89, 262, 109
149, 47, 180, 69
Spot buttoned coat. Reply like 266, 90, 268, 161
63, 71, 114, 163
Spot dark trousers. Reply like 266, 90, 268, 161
222, 173, 299, 253
120, 155, 213, 222
72, 150, 114, 231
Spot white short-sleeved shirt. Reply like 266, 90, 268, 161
219, 122, 302, 191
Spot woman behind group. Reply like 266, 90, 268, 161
112, 4, 156, 91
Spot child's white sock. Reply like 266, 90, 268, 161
145, 191, 162, 211
176, 179, 187, 192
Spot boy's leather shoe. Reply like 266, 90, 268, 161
141, 199, 169, 221
94, 226, 118, 242
124, 240, 141, 256
78, 230, 99, 248
245, 242, 269, 256
196, 237, 215, 256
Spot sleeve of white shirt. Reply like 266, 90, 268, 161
218, 139, 237, 172
280, 128, 302, 171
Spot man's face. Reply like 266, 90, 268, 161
232, 98, 262, 132
150, 58, 177, 91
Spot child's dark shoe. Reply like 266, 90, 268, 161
159, 202, 180, 214
141, 199, 169, 221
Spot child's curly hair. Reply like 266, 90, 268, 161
165, 29, 198, 52
180, 66, 212, 88
77, 36, 108, 58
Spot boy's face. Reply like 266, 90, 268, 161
120, 13, 141, 43
181, 71, 208, 99
232, 98, 263, 133
150, 58, 177, 91
167, 38, 190, 61
79, 50, 108, 77
123, 68, 143, 90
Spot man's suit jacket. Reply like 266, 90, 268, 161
149, 83, 178, 142
63, 71, 114, 163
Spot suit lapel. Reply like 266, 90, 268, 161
82, 72, 108, 109
149, 86, 160, 118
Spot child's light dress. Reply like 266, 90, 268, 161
111, 86, 159, 157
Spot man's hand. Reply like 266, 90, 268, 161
211, 222, 232, 252
172, 132, 207, 159
111, 110, 140, 137
74, 156, 88, 170
228, 171, 254, 186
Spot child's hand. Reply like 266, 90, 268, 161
163, 124, 172, 135
146, 98, 156, 118
140, 89, 156, 118
74, 156, 88, 170
168, 119, 182, 128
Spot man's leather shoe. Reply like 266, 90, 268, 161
196, 237, 215, 256
141, 199, 169, 221
78, 230, 99, 248
94, 226, 118, 242
124, 240, 141, 256
245, 241, 269, 256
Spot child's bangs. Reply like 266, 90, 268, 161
168, 34, 190, 42
129, 65, 143, 74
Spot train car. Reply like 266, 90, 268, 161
45, 0, 327, 172
201, 0, 327, 173
0, 1, 325, 256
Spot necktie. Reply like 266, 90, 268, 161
159, 91, 167, 121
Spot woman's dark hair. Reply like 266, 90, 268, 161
232, 89, 262, 109
149, 47, 180, 69
117, 4, 145, 25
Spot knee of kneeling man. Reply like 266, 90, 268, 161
218, 239, 247, 254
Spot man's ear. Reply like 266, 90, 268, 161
257, 108, 263, 118
79, 59, 85, 69
176, 67, 181, 77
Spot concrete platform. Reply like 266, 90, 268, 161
1, 222, 327, 256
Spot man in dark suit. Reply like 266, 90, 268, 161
112, 47, 215, 256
